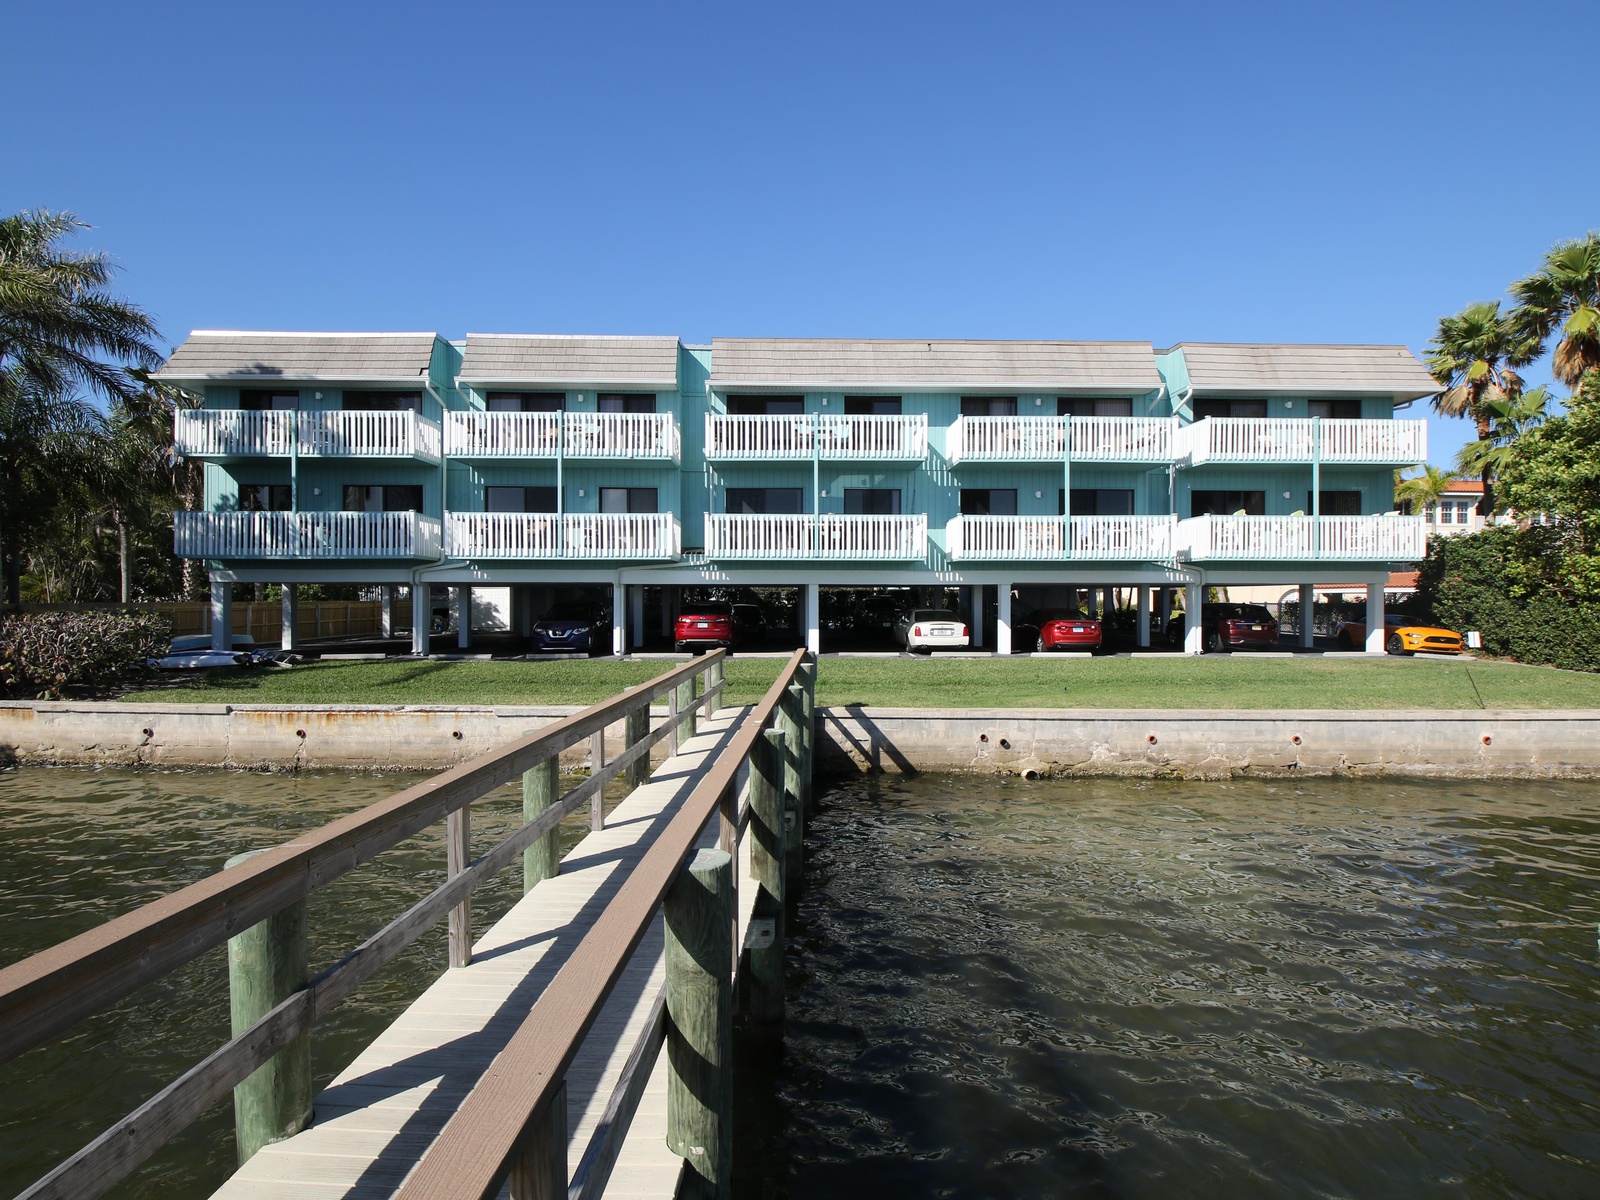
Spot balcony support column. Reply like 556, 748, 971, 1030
1184, 580, 1204, 655
969, 587, 984, 649
210, 580, 233, 651
411, 587, 430, 656
630, 585, 645, 652
1137, 587, 1151, 648
380, 585, 394, 639
281, 584, 299, 651
996, 585, 1012, 655
1365, 581, 1386, 655
804, 582, 820, 655
611, 577, 626, 657
1299, 583, 1316, 649
457, 586, 472, 650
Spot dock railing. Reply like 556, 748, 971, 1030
0, 648, 777, 1200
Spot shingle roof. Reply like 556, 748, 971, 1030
710, 338, 1163, 392
458, 335, 680, 388
1171, 343, 1438, 397
156, 332, 437, 383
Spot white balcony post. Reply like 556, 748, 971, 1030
210, 580, 233, 651
1299, 583, 1315, 649
1137, 587, 1151, 648
1365, 582, 1386, 655
458, 586, 472, 650
411, 587, 430, 656
996, 585, 1012, 655
630, 585, 645, 651
612, 580, 626, 657
380, 585, 395, 639
281, 584, 299, 651
1184, 581, 1204, 655
969, 587, 984, 649
805, 583, 821, 654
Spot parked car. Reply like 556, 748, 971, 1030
1335, 614, 1464, 655
892, 608, 970, 654
732, 603, 767, 646
147, 634, 290, 669
675, 602, 735, 654
1165, 604, 1280, 652
1023, 609, 1103, 652
531, 602, 612, 655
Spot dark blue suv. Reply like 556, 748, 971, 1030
531, 602, 612, 655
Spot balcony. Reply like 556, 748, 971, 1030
704, 514, 928, 560
174, 511, 443, 559
946, 416, 1175, 464
174, 410, 443, 462
704, 414, 928, 462
944, 515, 1176, 561
1173, 418, 1426, 466
443, 412, 680, 461
1175, 514, 1426, 561
444, 512, 681, 559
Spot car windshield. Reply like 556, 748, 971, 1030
912, 610, 959, 621
685, 603, 733, 617
1220, 605, 1274, 623
540, 604, 593, 621
1037, 610, 1090, 622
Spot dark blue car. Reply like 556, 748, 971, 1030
531, 603, 612, 655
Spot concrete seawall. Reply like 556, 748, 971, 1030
2, 701, 1598, 779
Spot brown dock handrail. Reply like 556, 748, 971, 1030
0, 649, 731, 1200
393, 647, 810, 1200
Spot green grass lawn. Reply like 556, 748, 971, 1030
123, 653, 1600, 710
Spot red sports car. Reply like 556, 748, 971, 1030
1031, 609, 1103, 651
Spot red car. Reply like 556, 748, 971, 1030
1166, 603, 1279, 652
1030, 609, 1103, 652
675, 602, 734, 654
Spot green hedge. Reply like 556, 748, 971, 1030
1415, 526, 1600, 672
0, 610, 173, 699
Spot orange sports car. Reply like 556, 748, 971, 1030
1335, 615, 1464, 655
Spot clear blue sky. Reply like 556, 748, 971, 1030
4, 0, 1594, 468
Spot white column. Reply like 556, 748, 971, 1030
1184, 581, 1205, 655
612, 582, 626, 656
1299, 583, 1315, 649
970, 586, 984, 649
281, 583, 299, 651
1137, 586, 1151, 648
210, 581, 232, 651
380, 585, 394, 639
457, 586, 472, 650
411, 586, 430, 655
805, 582, 821, 654
996, 585, 1012, 655
630, 585, 645, 650
1365, 581, 1386, 654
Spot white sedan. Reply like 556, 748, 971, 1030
892, 608, 970, 654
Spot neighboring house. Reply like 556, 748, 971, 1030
156, 334, 1438, 655
1419, 479, 1490, 536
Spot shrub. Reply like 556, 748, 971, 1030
0, 610, 173, 698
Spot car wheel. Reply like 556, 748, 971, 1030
675, 642, 687, 653
1387, 633, 1411, 657
1205, 629, 1225, 654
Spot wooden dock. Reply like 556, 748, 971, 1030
210, 708, 745, 1200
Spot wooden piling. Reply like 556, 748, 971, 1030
224, 850, 312, 1165
779, 683, 806, 876
446, 806, 472, 967
522, 756, 560, 892
625, 704, 649, 788
665, 847, 733, 1198
676, 675, 697, 743
589, 727, 606, 832
797, 657, 816, 814
508, 1080, 566, 1200
747, 728, 787, 1026
705, 657, 724, 716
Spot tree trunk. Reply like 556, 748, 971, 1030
181, 458, 204, 600
118, 518, 131, 603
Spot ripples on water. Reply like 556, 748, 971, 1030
737, 775, 1600, 1199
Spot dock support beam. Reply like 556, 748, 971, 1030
522, 756, 560, 891
666, 848, 733, 1199
225, 850, 312, 1164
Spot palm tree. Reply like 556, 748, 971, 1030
1455, 385, 1555, 497
1394, 464, 1459, 517
1511, 232, 1600, 388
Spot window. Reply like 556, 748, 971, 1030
844, 396, 902, 415
1190, 490, 1265, 516
239, 483, 292, 511
1306, 490, 1363, 516
343, 391, 422, 412
597, 393, 656, 414
727, 395, 804, 415
486, 392, 564, 413
1059, 489, 1135, 515
343, 484, 423, 512
960, 397, 1017, 417
485, 486, 557, 513
599, 487, 658, 514
1058, 397, 1133, 417
725, 488, 804, 515
1193, 398, 1268, 419
960, 488, 1017, 516
1308, 399, 1363, 419
843, 488, 901, 515
239, 390, 298, 411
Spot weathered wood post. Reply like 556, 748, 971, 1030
778, 682, 807, 878
667, 684, 682, 756
509, 1080, 566, 1200
522, 755, 560, 892
447, 805, 472, 967
705, 655, 724, 717
665, 847, 733, 1199
625, 701, 650, 789
797, 655, 817, 815
589, 726, 606, 831
747, 727, 787, 1027
225, 850, 312, 1164
676, 673, 697, 743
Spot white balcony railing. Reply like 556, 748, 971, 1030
173, 410, 295, 457
704, 414, 927, 461
174, 511, 443, 559
444, 512, 680, 559
296, 410, 442, 461
946, 416, 1175, 463
444, 412, 680, 461
944, 515, 1176, 561
704, 514, 928, 560
1174, 418, 1426, 466
1175, 514, 1426, 561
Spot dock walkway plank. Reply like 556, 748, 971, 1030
209, 708, 746, 1200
